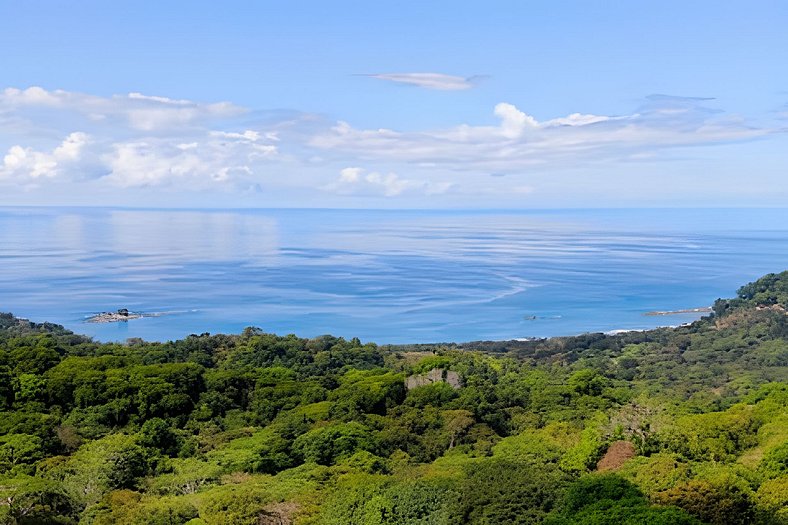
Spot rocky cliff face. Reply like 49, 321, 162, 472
405, 368, 461, 390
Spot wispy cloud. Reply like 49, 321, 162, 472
1, 87, 244, 131
327, 167, 455, 197
363, 73, 482, 91
310, 96, 768, 172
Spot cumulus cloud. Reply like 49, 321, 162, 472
101, 134, 277, 188
364, 73, 482, 91
0, 87, 278, 189
494, 103, 539, 138
1, 132, 89, 179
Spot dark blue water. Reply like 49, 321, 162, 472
1, 207, 786, 343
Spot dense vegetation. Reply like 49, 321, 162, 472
0, 272, 786, 524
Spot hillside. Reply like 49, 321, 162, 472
0, 272, 786, 524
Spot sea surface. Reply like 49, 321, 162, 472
1, 207, 787, 344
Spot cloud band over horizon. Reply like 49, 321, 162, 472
0, 85, 784, 206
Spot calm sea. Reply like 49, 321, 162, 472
1, 207, 786, 344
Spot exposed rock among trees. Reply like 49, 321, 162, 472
405, 368, 461, 390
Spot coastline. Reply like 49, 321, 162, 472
643, 306, 712, 316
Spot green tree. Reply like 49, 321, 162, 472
292, 422, 375, 465
0, 434, 45, 474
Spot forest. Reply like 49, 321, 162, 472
0, 271, 786, 524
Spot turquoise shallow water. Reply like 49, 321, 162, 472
1, 207, 786, 344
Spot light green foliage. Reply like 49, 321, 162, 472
619, 453, 692, 495
315, 473, 459, 525
560, 415, 607, 473
313, 473, 390, 525
207, 426, 293, 474
193, 481, 273, 525
145, 458, 224, 495
85, 491, 199, 525
338, 450, 389, 474
754, 477, 788, 524
759, 441, 788, 478
15, 373, 46, 404
127, 497, 200, 525
568, 369, 608, 396
0, 434, 45, 474
661, 404, 761, 462
653, 476, 755, 525
492, 428, 569, 464
411, 355, 454, 373
0, 474, 78, 524
40, 433, 150, 506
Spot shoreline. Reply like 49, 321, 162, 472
643, 306, 712, 316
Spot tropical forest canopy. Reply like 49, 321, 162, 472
0, 272, 787, 524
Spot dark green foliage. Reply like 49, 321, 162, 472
654, 478, 755, 525
559, 473, 645, 513
328, 369, 405, 419
139, 418, 179, 457
292, 422, 375, 465
547, 474, 701, 524
449, 459, 568, 524
736, 271, 788, 307
405, 382, 458, 408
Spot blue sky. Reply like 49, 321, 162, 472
0, 0, 786, 207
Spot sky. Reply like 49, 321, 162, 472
0, 0, 786, 208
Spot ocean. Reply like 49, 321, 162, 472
1, 207, 786, 344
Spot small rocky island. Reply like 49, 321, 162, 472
86, 309, 146, 323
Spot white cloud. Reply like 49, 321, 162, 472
543, 113, 616, 127
339, 167, 363, 183
365, 73, 479, 91
100, 134, 277, 188
212, 130, 260, 141
329, 167, 454, 197
53, 131, 89, 160
494, 103, 539, 138
127, 92, 193, 105
2, 145, 56, 178
0, 86, 244, 131
364, 172, 409, 196
1, 132, 89, 179
0, 86, 779, 204
310, 97, 769, 172
2, 86, 63, 106
0, 87, 279, 189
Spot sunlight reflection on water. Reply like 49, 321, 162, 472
1, 207, 786, 343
